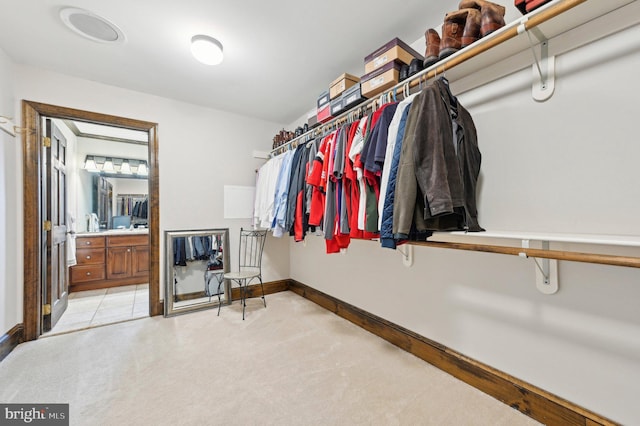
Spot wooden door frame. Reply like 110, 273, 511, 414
22, 100, 161, 341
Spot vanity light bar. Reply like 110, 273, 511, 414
84, 155, 148, 176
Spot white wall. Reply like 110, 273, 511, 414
0, 48, 20, 334
4, 62, 290, 326
289, 21, 640, 425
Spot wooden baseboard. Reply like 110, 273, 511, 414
288, 279, 616, 426
230, 279, 290, 301
0, 324, 25, 362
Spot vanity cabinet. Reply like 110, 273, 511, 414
70, 233, 149, 292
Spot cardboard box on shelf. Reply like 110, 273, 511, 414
317, 104, 333, 123
330, 97, 344, 117
364, 37, 423, 74
307, 108, 319, 129
329, 73, 360, 100
317, 90, 331, 109
361, 61, 402, 98
342, 83, 366, 110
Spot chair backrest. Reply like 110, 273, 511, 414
237, 228, 267, 274
111, 215, 131, 229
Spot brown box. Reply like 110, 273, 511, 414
361, 61, 402, 98
364, 37, 423, 74
329, 73, 360, 100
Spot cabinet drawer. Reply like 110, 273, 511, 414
76, 248, 105, 265
76, 236, 106, 248
107, 234, 149, 247
71, 265, 106, 283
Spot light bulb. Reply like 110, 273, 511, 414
103, 158, 114, 172
84, 156, 99, 172
120, 160, 132, 174
137, 162, 148, 176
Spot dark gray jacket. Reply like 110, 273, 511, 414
393, 78, 483, 237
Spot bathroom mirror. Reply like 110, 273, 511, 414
164, 228, 231, 317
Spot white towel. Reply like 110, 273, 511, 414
67, 212, 77, 266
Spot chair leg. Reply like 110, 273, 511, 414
241, 280, 247, 320
216, 278, 223, 316
259, 277, 266, 308
205, 272, 211, 301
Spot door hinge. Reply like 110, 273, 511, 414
43, 137, 51, 147
43, 220, 52, 231
43, 304, 51, 315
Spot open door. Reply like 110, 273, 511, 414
42, 119, 69, 331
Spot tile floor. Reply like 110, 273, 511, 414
43, 284, 149, 337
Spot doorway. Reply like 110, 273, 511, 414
22, 101, 161, 341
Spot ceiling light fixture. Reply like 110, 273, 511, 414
59, 7, 126, 43
191, 35, 224, 65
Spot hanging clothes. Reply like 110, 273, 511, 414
379, 94, 418, 249
394, 78, 484, 239
287, 140, 316, 242
324, 125, 351, 253
254, 77, 483, 255
271, 149, 295, 237
254, 152, 287, 229
360, 102, 398, 233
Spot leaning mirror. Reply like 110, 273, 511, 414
164, 228, 230, 317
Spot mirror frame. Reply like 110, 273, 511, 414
164, 228, 231, 317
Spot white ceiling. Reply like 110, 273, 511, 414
0, 0, 455, 124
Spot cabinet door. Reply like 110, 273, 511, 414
107, 247, 132, 279
132, 245, 149, 278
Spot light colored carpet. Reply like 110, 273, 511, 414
0, 292, 540, 426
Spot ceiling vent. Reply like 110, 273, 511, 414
59, 7, 125, 43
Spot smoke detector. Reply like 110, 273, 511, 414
59, 7, 126, 43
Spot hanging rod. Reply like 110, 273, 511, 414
410, 240, 640, 269
268, 0, 589, 157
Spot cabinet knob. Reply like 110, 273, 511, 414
86, 272, 91, 276
127, 249, 131, 252
86, 256, 91, 259
85, 242, 91, 245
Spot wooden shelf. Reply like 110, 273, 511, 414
271, 0, 637, 156
274, 0, 640, 270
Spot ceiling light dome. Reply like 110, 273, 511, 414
60, 7, 126, 43
191, 35, 224, 65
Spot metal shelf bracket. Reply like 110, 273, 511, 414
528, 36, 555, 101
518, 20, 555, 102
520, 239, 559, 294
397, 244, 414, 267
